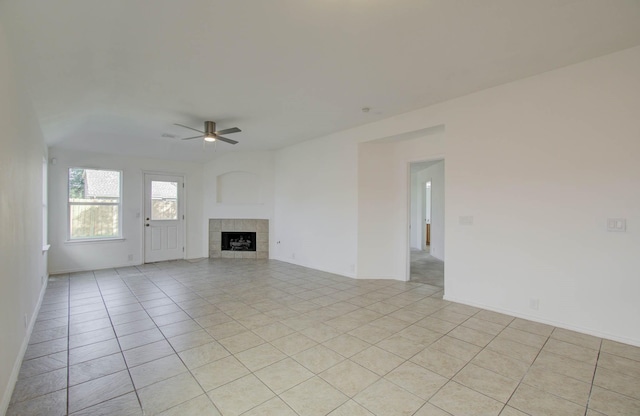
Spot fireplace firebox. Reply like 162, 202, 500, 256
221, 232, 257, 251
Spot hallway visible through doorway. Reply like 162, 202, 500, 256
410, 248, 444, 287
409, 159, 444, 286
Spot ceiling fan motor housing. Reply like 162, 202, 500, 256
205, 121, 216, 135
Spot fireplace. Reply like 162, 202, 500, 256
221, 232, 256, 251
209, 219, 269, 259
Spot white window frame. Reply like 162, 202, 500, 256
67, 167, 123, 242
42, 157, 50, 251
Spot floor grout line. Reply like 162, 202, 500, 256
584, 338, 603, 416
93, 270, 145, 415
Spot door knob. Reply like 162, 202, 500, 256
145, 224, 149, 227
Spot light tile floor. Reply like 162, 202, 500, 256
7, 259, 640, 415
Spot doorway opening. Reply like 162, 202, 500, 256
425, 180, 432, 248
409, 160, 444, 287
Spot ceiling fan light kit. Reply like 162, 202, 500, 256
174, 121, 241, 145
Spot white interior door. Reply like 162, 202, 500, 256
144, 174, 184, 263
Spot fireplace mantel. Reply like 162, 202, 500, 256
209, 219, 268, 259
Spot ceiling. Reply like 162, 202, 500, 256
1, 1, 639, 162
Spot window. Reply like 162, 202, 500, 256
151, 180, 178, 220
42, 158, 49, 250
68, 168, 122, 240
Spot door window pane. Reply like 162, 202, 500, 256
151, 181, 178, 220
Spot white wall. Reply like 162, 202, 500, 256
0, 23, 49, 414
48, 149, 206, 273
273, 46, 640, 345
202, 151, 275, 251
358, 131, 445, 280
414, 160, 445, 260
441, 47, 640, 345
273, 134, 359, 276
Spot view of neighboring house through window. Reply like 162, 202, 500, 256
68, 168, 122, 239
151, 181, 178, 220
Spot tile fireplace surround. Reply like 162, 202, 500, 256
209, 219, 269, 259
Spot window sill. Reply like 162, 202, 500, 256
65, 238, 125, 245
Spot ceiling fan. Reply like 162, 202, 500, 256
174, 121, 241, 145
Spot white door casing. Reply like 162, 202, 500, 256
144, 173, 184, 263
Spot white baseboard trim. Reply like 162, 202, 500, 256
49, 262, 143, 275
50, 255, 210, 275
443, 295, 640, 348
355, 274, 405, 281
0, 275, 49, 415
271, 257, 356, 279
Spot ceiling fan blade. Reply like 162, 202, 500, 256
216, 127, 241, 135
174, 123, 205, 134
181, 135, 204, 140
215, 135, 238, 145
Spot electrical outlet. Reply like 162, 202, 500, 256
24, 314, 28, 328
291, 253, 296, 260
350, 264, 355, 273
41, 275, 44, 285
128, 254, 133, 261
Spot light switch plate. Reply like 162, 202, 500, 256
607, 218, 626, 232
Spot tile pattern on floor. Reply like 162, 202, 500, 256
7, 259, 640, 415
